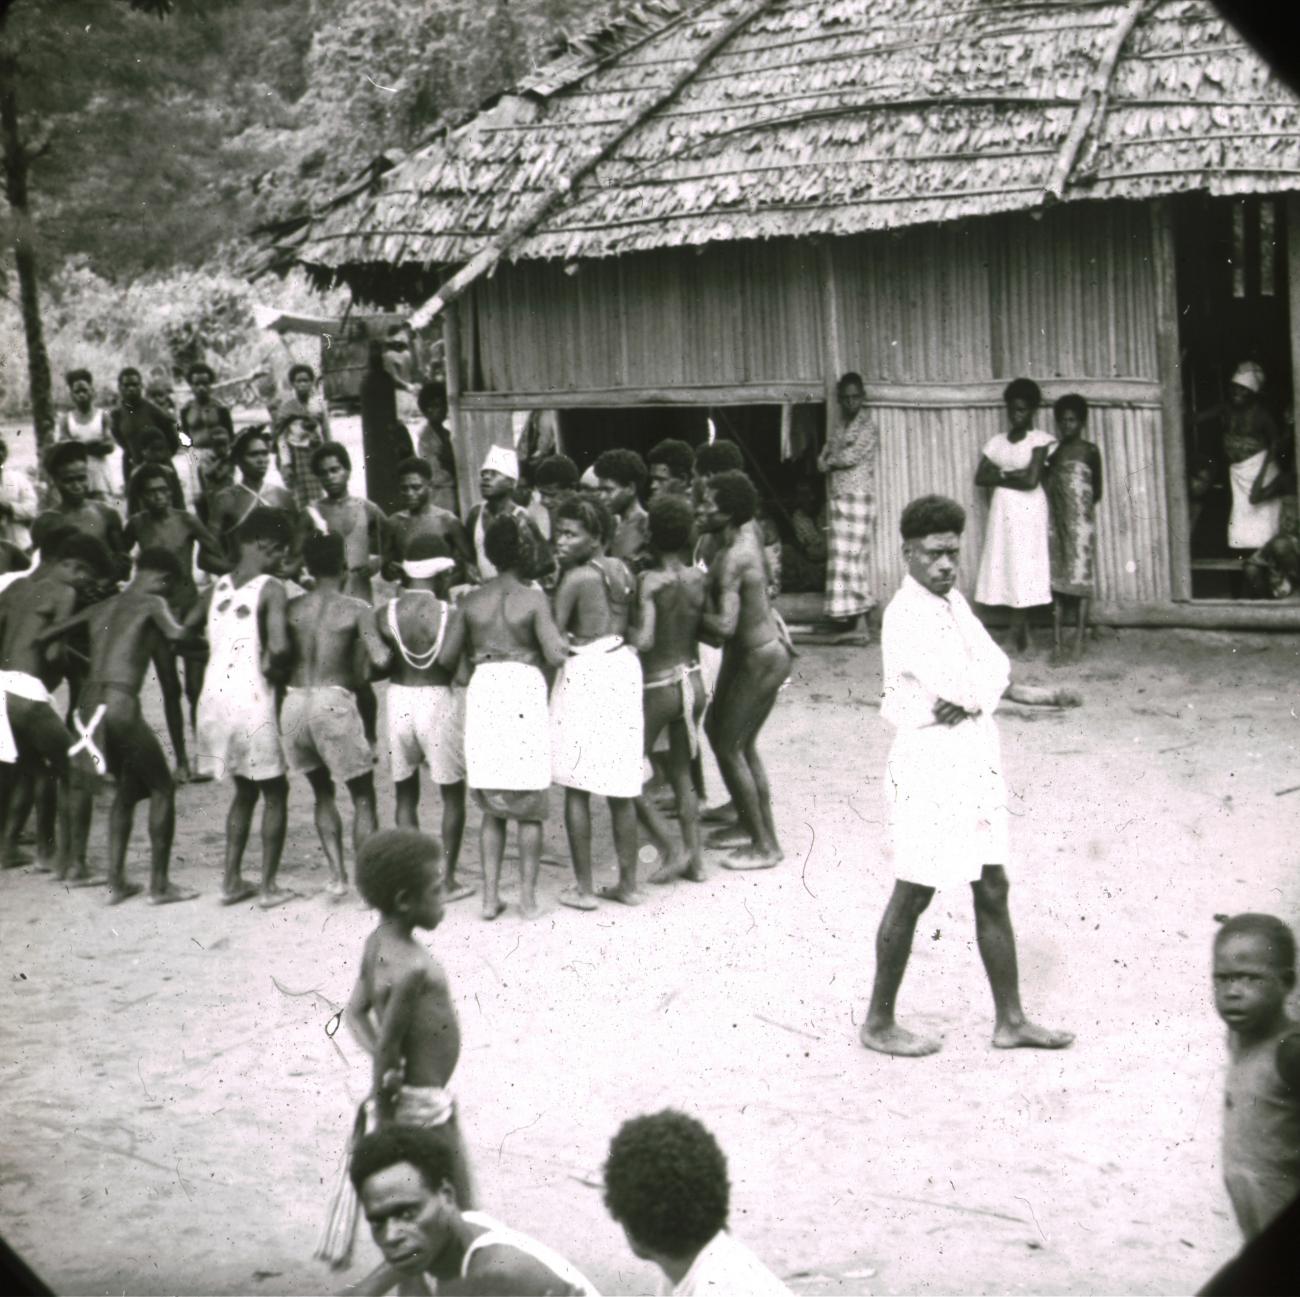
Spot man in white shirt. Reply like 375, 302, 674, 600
603, 1110, 790, 1296
859, 494, 1075, 1058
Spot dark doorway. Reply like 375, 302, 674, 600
1174, 193, 1293, 596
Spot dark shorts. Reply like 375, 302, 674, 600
71, 691, 172, 793
7, 696, 74, 777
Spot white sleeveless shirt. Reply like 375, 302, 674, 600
460, 1211, 600, 1295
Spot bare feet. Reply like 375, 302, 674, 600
107, 882, 144, 905
598, 884, 643, 906
32, 857, 56, 874
649, 852, 688, 885
220, 882, 259, 906
258, 886, 297, 910
1, 847, 33, 869
173, 763, 192, 785
481, 898, 506, 921
705, 826, 750, 848
721, 845, 782, 871
325, 880, 349, 900
519, 898, 542, 920
67, 873, 107, 888
859, 1021, 942, 1057
700, 801, 737, 825
558, 887, 598, 912
992, 1020, 1075, 1050
149, 884, 199, 905
444, 881, 475, 903
187, 770, 214, 784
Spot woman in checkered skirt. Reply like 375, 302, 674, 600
818, 372, 879, 639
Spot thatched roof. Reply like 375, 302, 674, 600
284, 0, 1300, 286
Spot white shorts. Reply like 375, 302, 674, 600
194, 688, 284, 782
388, 683, 465, 786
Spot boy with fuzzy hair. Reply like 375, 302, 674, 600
319, 830, 474, 1266
593, 446, 650, 567
1213, 912, 1300, 1239
603, 1109, 789, 1295
38, 441, 130, 582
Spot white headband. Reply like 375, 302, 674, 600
403, 556, 457, 580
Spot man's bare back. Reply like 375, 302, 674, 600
78, 590, 184, 695
556, 557, 634, 643
638, 562, 706, 677
462, 577, 562, 664
379, 592, 461, 688
0, 576, 76, 686
286, 588, 382, 690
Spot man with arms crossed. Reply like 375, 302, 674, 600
859, 495, 1075, 1057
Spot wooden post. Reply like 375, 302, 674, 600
443, 299, 472, 517
1287, 195, 1300, 488
1150, 199, 1192, 602
818, 239, 842, 426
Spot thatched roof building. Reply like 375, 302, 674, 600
278, 0, 1300, 624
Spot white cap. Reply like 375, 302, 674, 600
1231, 361, 1265, 394
482, 445, 519, 479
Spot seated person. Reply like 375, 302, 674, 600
1244, 499, 1300, 599
780, 478, 827, 593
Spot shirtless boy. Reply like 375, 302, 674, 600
630, 495, 708, 885
193, 506, 294, 907
593, 447, 650, 569
347, 1126, 596, 1296
282, 533, 390, 898
551, 496, 644, 909
1212, 912, 1300, 1239
126, 463, 229, 777
0, 533, 110, 877
377, 534, 472, 901
44, 549, 199, 905
306, 441, 390, 603
344, 830, 474, 1204
208, 428, 299, 548
382, 457, 473, 584
460, 516, 569, 920
696, 471, 791, 869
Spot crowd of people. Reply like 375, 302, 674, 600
1, 358, 1295, 1295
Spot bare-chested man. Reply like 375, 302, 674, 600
630, 495, 708, 885
306, 441, 390, 603
208, 428, 299, 549
283, 532, 390, 898
37, 442, 130, 582
382, 457, 473, 585
550, 496, 644, 909
377, 534, 473, 901
460, 516, 569, 920
125, 463, 229, 780
0, 533, 110, 877
696, 471, 791, 870
593, 447, 651, 570
44, 549, 200, 905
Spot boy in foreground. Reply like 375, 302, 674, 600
860, 494, 1074, 1057
1212, 912, 1300, 1240
45, 549, 199, 904
603, 1109, 788, 1294
283, 533, 390, 898
345, 1125, 595, 1295
630, 495, 707, 885
325, 829, 475, 1268
377, 534, 472, 901
193, 506, 294, 907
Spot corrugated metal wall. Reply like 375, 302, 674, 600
464, 199, 1173, 604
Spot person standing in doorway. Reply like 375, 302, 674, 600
818, 372, 879, 642
360, 338, 401, 514
860, 494, 1074, 1057
416, 381, 459, 516
974, 377, 1055, 654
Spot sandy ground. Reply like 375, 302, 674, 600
1, 624, 1298, 1296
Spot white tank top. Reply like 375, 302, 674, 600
460, 1211, 600, 1295
204, 573, 278, 707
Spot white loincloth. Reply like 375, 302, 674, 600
464, 661, 550, 792
0, 670, 54, 765
884, 713, 1009, 890
551, 636, 644, 797
1228, 449, 1283, 550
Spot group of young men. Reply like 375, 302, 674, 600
0, 393, 799, 916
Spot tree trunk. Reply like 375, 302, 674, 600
0, 36, 55, 451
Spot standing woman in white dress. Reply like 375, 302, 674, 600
974, 378, 1056, 653
57, 368, 124, 510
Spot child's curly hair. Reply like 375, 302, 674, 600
356, 829, 442, 914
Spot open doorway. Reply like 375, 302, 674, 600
1174, 193, 1294, 597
